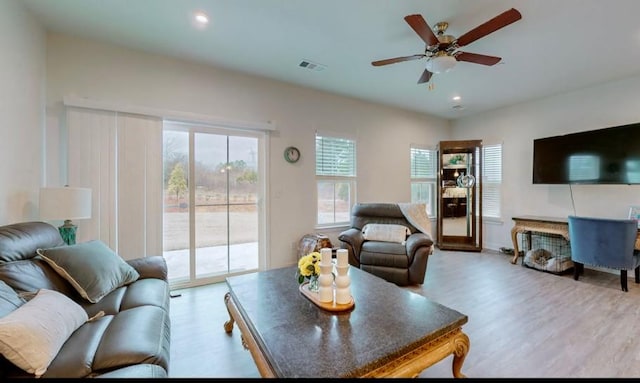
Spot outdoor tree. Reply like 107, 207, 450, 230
168, 163, 188, 201
163, 134, 187, 187
237, 169, 258, 184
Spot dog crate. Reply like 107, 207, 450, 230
521, 232, 573, 274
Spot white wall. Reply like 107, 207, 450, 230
44, 34, 451, 269
453, 75, 640, 250
11, 0, 639, 266
0, 0, 46, 224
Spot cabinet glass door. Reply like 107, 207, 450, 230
437, 140, 482, 252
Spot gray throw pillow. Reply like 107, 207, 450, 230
0, 280, 26, 318
36, 240, 140, 303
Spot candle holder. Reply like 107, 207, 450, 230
337, 248, 349, 267
334, 264, 351, 305
318, 264, 334, 303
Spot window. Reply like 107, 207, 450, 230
162, 121, 266, 288
316, 133, 356, 226
482, 143, 502, 219
410, 146, 437, 217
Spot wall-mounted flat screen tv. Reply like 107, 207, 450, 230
532, 122, 640, 184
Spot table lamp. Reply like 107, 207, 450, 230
39, 186, 92, 245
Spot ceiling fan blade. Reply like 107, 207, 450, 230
371, 54, 425, 67
417, 69, 433, 84
404, 14, 439, 47
455, 52, 502, 66
456, 8, 522, 47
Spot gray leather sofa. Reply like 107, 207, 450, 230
0, 221, 170, 378
338, 203, 433, 286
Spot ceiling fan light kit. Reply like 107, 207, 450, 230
372, 8, 522, 86
425, 53, 457, 74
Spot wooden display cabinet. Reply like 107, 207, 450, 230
437, 140, 483, 252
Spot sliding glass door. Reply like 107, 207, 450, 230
163, 121, 264, 287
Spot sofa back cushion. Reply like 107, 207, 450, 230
0, 259, 77, 298
351, 203, 418, 233
0, 222, 64, 263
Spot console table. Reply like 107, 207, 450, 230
510, 215, 640, 264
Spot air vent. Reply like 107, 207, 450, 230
299, 60, 327, 72
452, 105, 465, 111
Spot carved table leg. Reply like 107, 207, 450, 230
451, 332, 470, 378
510, 226, 520, 264
223, 292, 235, 333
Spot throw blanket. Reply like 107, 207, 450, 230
398, 203, 432, 241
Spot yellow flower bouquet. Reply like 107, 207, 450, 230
297, 252, 321, 291
297, 252, 321, 282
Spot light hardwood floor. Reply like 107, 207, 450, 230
169, 248, 640, 378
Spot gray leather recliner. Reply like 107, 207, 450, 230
338, 203, 433, 286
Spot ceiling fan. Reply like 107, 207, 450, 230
372, 8, 522, 85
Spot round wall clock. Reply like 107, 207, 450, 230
284, 146, 301, 163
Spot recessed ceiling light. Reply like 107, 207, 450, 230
194, 12, 209, 25
452, 96, 461, 101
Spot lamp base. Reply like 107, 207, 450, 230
59, 220, 77, 246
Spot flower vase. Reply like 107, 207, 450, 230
308, 275, 319, 293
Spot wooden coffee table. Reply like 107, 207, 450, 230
223, 266, 469, 378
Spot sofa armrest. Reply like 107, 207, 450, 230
127, 256, 168, 281
405, 233, 434, 263
338, 228, 364, 266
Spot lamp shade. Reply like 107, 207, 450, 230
39, 187, 92, 221
425, 55, 457, 74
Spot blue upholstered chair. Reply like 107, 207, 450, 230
568, 215, 640, 292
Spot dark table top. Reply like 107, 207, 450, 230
225, 266, 468, 378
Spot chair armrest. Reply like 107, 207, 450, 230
405, 233, 434, 262
127, 255, 168, 281
338, 228, 364, 266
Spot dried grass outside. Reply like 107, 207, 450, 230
163, 205, 258, 251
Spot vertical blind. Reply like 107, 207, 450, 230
67, 107, 163, 259
315, 135, 356, 176
482, 144, 502, 218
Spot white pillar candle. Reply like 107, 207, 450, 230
320, 247, 332, 265
336, 288, 351, 305
337, 249, 348, 266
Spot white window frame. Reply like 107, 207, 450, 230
410, 145, 437, 218
315, 132, 357, 228
482, 143, 502, 220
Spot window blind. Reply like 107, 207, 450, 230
410, 147, 437, 179
482, 144, 502, 219
410, 147, 437, 217
315, 135, 356, 176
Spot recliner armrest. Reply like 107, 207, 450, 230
338, 228, 364, 266
405, 233, 434, 262
339, 228, 364, 248
127, 256, 168, 281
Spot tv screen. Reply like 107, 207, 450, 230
532, 122, 640, 184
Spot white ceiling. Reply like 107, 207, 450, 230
22, 0, 640, 120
